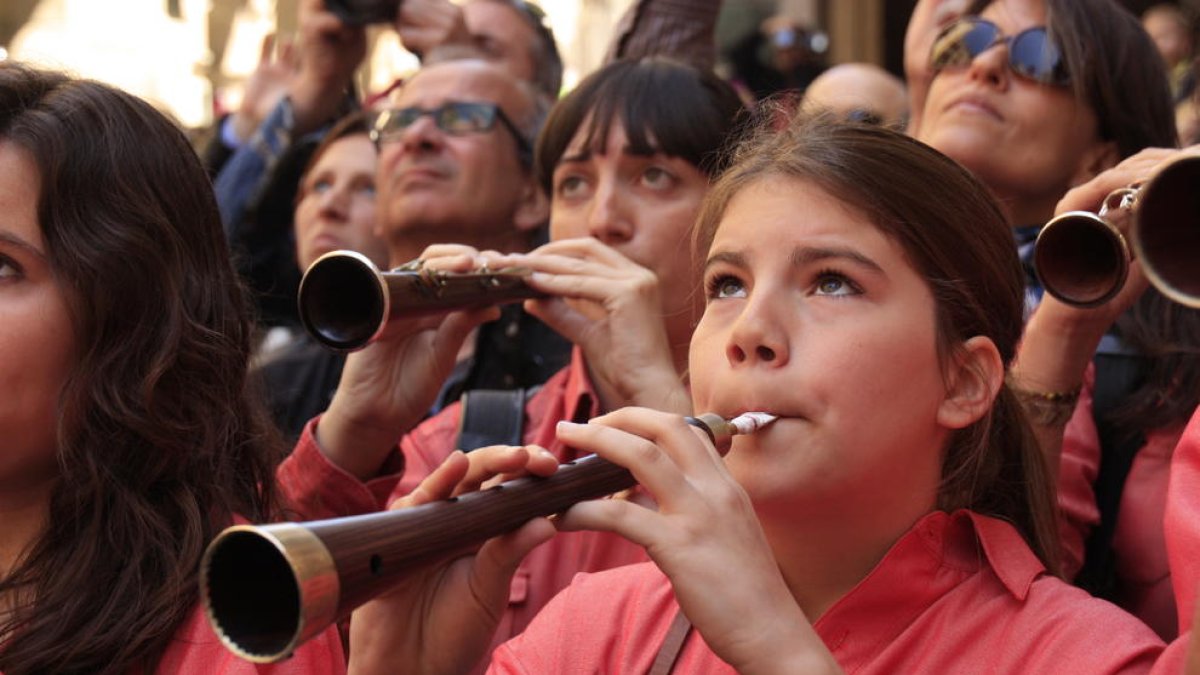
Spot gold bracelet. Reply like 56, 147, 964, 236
1010, 383, 1082, 427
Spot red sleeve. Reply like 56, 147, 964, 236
1166, 406, 1200, 634
276, 417, 400, 521
1057, 363, 1102, 579
388, 401, 464, 506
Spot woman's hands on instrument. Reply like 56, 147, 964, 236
1012, 147, 1200, 470
496, 238, 692, 415
553, 408, 839, 674
316, 245, 502, 480
346, 447, 556, 675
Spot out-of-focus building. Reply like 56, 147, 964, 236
1, 0, 1174, 131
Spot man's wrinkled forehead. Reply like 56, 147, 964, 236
391, 60, 529, 120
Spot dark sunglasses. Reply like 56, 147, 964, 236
930, 16, 1069, 87
370, 101, 532, 157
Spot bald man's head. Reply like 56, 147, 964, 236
802, 63, 909, 128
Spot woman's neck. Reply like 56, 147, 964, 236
990, 185, 1059, 229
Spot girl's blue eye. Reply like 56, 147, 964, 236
813, 271, 860, 296
707, 274, 745, 299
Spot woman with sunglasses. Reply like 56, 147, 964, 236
914, 0, 1200, 641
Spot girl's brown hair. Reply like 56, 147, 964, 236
0, 63, 283, 674
694, 112, 1060, 573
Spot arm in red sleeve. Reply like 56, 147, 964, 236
276, 416, 404, 521
1167, 405, 1200, 634
1057, 363, 1102, 579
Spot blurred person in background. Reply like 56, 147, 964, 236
252, 110, 390, 442
214, 0, 562, 332
801, 62, 909, 128
725, 12, 828, 102
1143, 3, 1196, 103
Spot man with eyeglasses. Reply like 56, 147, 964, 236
370, 58, 550, 266
210, 0, 563, 328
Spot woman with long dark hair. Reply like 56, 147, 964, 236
0, 62, 342, 674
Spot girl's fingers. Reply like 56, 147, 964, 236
392, 451, 469, 510
460, 446, 560, 494
563, 408, 725, 476
552, 416, 701, 507
554, 496, 663, 547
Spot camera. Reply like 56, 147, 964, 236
324, 0, 401, 26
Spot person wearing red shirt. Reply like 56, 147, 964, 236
0, 64, 342, 674
278, 57, 745, 657
344, 117, 1191, 673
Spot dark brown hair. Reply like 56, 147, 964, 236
534, 56, 746, 196
0, 63, 283, 674
694, 113, 1060, 572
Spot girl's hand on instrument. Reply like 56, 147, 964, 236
553, 408, 836, 673
347, 451, 556, 675
500, 238, 691, 415
459, 443, 561, 489
316, 244, 502, 481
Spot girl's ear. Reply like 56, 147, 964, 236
937, 335, 1004, 430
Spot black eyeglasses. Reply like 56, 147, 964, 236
370, 101, 532, 156
930, 16, 1069, 87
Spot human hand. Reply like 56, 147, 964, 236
316, 246, 504, 480
290, 0, 368, 135
394, 0, 473, 59
553, 408, 837, 673
230, 33, 297, 142
497, 238, 691, 415
1011, 147, 1200, 418
1038, 146, 1200, 331
347, 450, 556, 675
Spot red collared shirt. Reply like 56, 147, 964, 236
277, 349, 651, 653
1058, 364, 1185, 639
492, 510, 1185, 673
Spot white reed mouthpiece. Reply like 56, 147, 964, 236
728, 412, 778, 435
